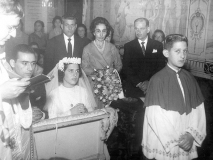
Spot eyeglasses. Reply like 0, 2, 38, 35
7, 25, 19, 33
165, 34, 188, 44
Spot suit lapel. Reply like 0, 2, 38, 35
145, 37, 153, 57
73, 35, 79, 57
57, 34, 67, 56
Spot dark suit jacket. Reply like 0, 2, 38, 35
80, 37, 91, 48
44, 34, 84, 74
122, 37, 166, 97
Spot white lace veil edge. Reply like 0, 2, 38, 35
44, 63, 97, 111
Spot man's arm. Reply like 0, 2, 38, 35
0, 78, 30, 100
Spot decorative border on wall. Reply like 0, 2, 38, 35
189, 8, 205, 55
187, 0, 210, 56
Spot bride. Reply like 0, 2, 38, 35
44, 57, 97, 119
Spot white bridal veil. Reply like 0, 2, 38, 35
44, 63, 97, 111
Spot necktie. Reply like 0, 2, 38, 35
68, 38, 72, 57
141, 42, 146, 56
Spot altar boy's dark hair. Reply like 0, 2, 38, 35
164, 34, 188, 51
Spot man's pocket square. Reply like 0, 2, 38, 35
152, 49, 157, 53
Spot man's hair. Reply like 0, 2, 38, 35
11, 44, 36, 61
164, 34, 188, 50
0, 0, 24, 18
134, 18, 149, 27
62, 14, 77, 24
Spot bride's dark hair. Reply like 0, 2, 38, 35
58, 64, 82, 82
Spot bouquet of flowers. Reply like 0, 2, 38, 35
92, 66, 124, 107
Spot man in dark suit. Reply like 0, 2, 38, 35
121, 18, 166, 155
122, 18, 165, 98
44, 15, 84, 74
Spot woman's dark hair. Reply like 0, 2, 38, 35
152, 29, 165, 42
34, 20, 45, 29
108, 25, 115, 44
90, 17, 111, 40
52, 16, 62, 28
58, 64, 82, 83
76, 23, 87, 37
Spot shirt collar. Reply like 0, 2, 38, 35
64, 34, 74, 42
138, 36, 148, 48
167, 63, 181, 73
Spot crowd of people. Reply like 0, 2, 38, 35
0, 0, 206, 160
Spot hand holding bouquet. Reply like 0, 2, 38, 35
92, 66, 124, 107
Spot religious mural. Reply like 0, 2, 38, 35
110, 0, 188, 44
186, 0, 213, 79
83, 0, 213, 79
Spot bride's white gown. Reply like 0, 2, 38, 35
46, 84, 93, 119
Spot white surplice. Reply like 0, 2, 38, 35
0, 54, 33, 160
142, 103, 206, 160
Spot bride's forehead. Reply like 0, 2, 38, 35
66, 63, 79, 69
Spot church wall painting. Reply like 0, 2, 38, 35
186, 0, 213, 79
83, 0, 213, 79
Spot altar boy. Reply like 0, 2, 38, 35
142, 34, 206, 160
